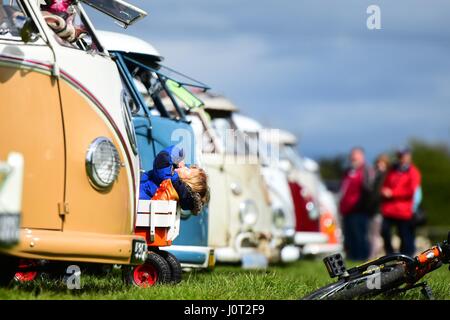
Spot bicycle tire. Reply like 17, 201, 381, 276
303, 263, 407, 300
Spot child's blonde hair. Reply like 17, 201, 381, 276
179, 165, 209, 214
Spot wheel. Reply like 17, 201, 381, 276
302, 263, 407, 300
14, 259, 39, 283
158, 250, 182, 284
0, 254, 17, 287
123, 252, 171, 287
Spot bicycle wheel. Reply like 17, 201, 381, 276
303, 263, 407, 300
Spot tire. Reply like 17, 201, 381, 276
0, 254, 18, 287
123, 252, 171, 287
159, 250, 182, 284
14, 260, 69, 283
14, 259, 39, 283
303, 263, 407, 300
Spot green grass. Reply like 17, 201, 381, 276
0, 260, 449, 300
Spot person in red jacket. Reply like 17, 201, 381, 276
339, 147, 373, 260
380, 147, 421, 256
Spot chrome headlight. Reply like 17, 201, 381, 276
273, 208, 286, 229
86, 137, 121, 190
239, 200, 259, 227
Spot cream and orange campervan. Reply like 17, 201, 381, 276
0, 0, 150, 285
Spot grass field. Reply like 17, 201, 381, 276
0, 259, 449, 300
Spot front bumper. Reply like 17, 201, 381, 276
165, 245, 215, 270
294, 231, 343, 256
302, 243, 343, 257
215, 231, 286, 264
294, 231, 329, 246
0, 228, 147, 265
215, 231, 266, 263
215, 246, 262, 263
270, 228, 300, 263
272, 227, 296, 244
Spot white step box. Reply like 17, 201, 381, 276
136, 200, 180, 243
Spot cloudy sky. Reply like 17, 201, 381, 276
86, 0, 450, 161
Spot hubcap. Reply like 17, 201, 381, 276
15, 260, 38, 282
133, 263, 158, 287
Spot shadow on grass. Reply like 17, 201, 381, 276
10, 271, 126, 297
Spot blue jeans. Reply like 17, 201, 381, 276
381, 217, 415, 257
343, 213, 370, 261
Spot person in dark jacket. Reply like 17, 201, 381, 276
339, 147, 373, 260
140, 145, 209, 214
380, 147, 421, 256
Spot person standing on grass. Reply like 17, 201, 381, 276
380, 147, 421, 257
367, 154, 390, 259
339, 147, 373, 261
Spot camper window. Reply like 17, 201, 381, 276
0, 0, 36, 41
188, 113, 216, 154
131, 66, 181, 119
211, 117, 248, 156
39, 1, 102, 53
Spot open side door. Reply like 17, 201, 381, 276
114, 51, 213, 246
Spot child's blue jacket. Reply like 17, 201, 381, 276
139, 145, 194, 211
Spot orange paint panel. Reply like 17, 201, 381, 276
57, 80, 133, 235
0, 66, 64, 230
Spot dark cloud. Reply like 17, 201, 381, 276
86, 0, 450, 160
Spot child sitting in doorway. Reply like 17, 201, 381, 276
140, 145, 209, 215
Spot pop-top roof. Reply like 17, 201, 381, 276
195, 92, 239, 112
97, 30, 163, 61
